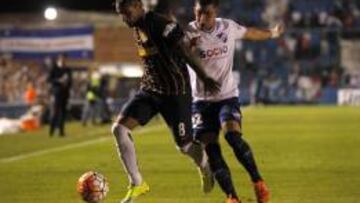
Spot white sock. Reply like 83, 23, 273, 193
112, 123, 143, 186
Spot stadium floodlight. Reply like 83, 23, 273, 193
44, 7, 58, 21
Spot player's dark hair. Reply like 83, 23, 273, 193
195, 0, 220, 7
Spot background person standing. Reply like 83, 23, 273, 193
47, 54, 72, 137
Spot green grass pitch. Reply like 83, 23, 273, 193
0, 106, 359, 203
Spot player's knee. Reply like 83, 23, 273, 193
222, 121, 241, 133
225, 131, 248, 151
178, 142, 205, 158
111, 123, 121, 137
178, 142, 193, 155
112, 116, 138, 136
225, 131, 242, 142
111, 122, 129, 137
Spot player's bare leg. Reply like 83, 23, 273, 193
112, 116, 149, 203
223, 121, 270, 203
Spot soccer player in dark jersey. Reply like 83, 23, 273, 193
112, 0, 220, 202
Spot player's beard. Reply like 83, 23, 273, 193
123, 12, 144, 28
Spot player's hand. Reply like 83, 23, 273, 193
203, 77, 220, 96
270, 24, 285, 38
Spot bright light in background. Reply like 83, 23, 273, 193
99, 64, 144, 78
44, 7, 58, 21
121, 65, 143, 78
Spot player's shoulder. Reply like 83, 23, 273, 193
146, 11, 170, 24
217, 18, 245, 29
216, 18, 231, 28
146, 11, 179, 36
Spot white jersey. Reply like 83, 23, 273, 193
187, 18, 247, 102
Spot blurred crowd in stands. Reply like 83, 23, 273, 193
178, 0, 360, 104
1, 0, 360, 106
0, 56, 89, 105
0, 55, 113, 135
0, 56, 47, 104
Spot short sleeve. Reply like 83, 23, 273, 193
229, 20, 247, 40
162, 22, 184, 43
150, 13, 184, 47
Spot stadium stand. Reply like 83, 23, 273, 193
178, 0, 360, 104
0, 0, 359, 109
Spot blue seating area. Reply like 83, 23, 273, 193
178, 0, 359, 105
236, 34, 342, 104
290, 0, 335, 13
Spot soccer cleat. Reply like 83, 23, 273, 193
225, 196, 241, 203
198, 164, 215, 193
254, 181, 270, 203
120, 182, 150, 203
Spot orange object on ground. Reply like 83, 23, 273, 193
20, 118, 40, 131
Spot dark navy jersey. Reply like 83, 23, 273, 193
134, 11, 190, 95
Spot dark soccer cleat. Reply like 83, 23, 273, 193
254, 181, 270, 203
198, 164, 215, 193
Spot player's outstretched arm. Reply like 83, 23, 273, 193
176, 39, 220, 95
243, 24, 284, 41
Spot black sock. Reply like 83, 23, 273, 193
225, 131, 262, 183
205, 143, 238, 199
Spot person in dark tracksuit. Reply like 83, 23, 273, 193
48, 54, 72, 137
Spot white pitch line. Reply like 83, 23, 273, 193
0, 125, 163, 164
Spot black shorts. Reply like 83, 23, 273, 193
119, 90, 193, 147
192, 97, 242, 141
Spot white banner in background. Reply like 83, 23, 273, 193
0, 36, 94, 52
338, 89, 360, 106
0, 26, 94, 59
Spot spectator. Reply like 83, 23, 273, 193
47, 54, 72, 137
24, 82, 37, 106
82, 72, 100, 126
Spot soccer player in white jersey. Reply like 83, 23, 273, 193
187, 0, 284, 202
